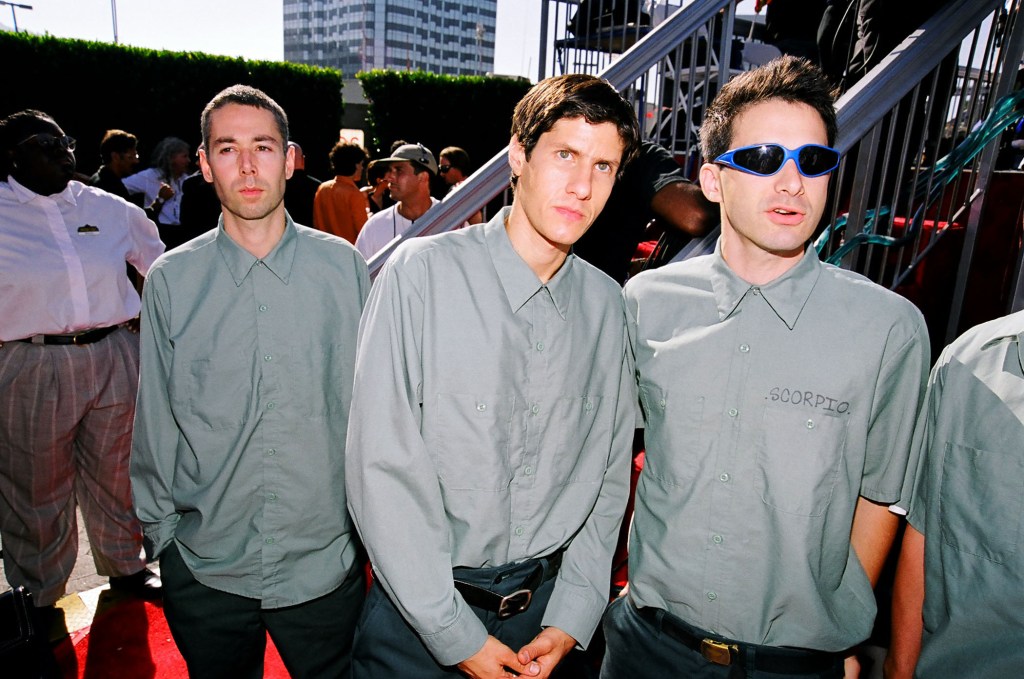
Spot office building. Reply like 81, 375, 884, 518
283, 0, 498, 77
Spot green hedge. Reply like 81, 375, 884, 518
357, 69, 531, 173
1, 31, 344, 178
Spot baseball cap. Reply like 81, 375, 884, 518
373, 142, 438, 175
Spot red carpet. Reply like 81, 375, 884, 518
57, 600, 289, 678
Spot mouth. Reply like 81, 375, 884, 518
554, 206, 585, 221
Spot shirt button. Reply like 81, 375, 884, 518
659, 398, 667, 409
476, 402, 487, 412
531, 404, 540, 415
728, 408, 738, 418
712, 534, 723, 544
259, 304, 268, 312
752, 288, 761, 296
268, 493, 277, 502
268, 448, 276, 456
265, 537, 274, 544
536, 342, 544, 352
524, 466, 534, 476
515, 526, 525, 536
267, 402, 276, 410
584, 399, 593, 412
739, 343, 750, 353
719, 472, 730, 483
707, 591, 718, 601
264, 355, 272, 362
806, 419, 815, 429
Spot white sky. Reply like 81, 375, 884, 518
1, 0, 540, 78
2, 1, 761, 81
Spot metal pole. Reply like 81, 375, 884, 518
111, 0, 119, 43
0, 1, 33, 32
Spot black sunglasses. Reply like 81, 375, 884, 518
714, 143, 839, 178
18, 133, 77, 153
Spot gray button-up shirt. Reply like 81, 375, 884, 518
904, 310, 1024, 677
345, 208, 634, 666
131, 218, 369, 608
625, 243, 929, 651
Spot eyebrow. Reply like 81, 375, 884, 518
211, 135, 282, 146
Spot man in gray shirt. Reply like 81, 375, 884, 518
601, 56, 930, 678
131, 85, 369, 679
345, 74, 640, 679
885, 310, 1024, 678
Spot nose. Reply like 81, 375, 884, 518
774, 158, 804, 195
239, 149, 256, 175
566, 164, 593, 201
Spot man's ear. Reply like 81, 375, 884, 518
508, 134, 526, 178
699, 162, 723, 204
198, 148, 214, 183
284, 142, 295, 180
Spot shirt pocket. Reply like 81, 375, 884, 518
432, 393, 514, 491
755, 405, 848, 517
542, 395, 605, 485
939, 442, 1023, 563
638, 384, 704, 487
185, 357, 252, 431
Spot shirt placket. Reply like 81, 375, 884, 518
701, 287, 758, 632
41, 199, 91, 330
510, 287, 552, 553
252, 260, 284, 601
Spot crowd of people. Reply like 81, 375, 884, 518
1, 52, 1021, 679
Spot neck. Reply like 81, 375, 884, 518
720, 229, 805, 286
504, 207, 568, 284
397, 194, 432, 221
222, 207, 287, 259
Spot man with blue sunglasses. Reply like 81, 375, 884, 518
602, 56, 930, 678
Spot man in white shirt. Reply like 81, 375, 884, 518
354, 143, 439, 260
0, 109, 166, 626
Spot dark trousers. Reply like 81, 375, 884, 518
160, 543, 364, 679
600, 597, 844, 679
352, 558, 559, 679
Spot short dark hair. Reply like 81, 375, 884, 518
100, 129, 138, 163
700, 55, 838, 162
329, 142, 369, 176
510, 74, 640, 183
367, 160, 389, 184
440, 146, 471, 174
0, 109, 59, 178
201, 84, 289, 151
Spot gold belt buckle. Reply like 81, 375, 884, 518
700, 638, 738, 666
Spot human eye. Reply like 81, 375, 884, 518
557, 149, 572, 160
595, 161, 612, 173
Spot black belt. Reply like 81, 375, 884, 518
630, 596, 841, 674
14, 325, 120, 346
454, 551, 562, 620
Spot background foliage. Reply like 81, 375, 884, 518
1, 31, 344, 178
357, 69, 531, 174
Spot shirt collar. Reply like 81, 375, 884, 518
216, 215, 298, 286
6, 175, 77, 207
981, 323, 1024, 376
709, 240, 821, 330
484, 207, 574, 319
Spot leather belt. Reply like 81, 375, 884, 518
630, 596, 841, 674
14, 325, 120, 347
454, 551, 562, 620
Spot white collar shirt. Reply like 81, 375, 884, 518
0, 177, 164, 341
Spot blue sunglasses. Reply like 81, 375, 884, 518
714, 143, 840, 178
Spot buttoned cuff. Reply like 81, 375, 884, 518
420, 597, 489, 667
142, 517, 179, 561
540, 579, 608, 650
